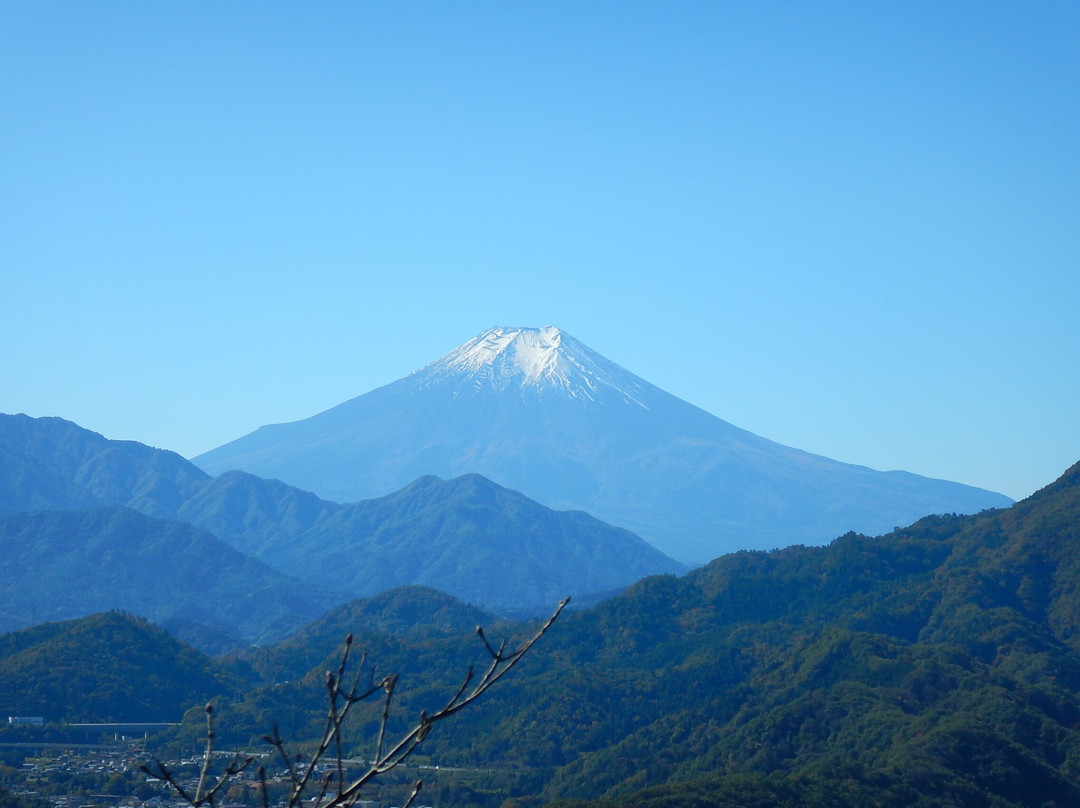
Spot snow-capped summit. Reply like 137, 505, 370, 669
414, 326, 649, 406
429, 325, 573, 384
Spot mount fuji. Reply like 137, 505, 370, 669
195, 326, 1012, 563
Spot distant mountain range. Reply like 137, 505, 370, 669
195, 325, 1013, 563
0, 507, 328, 651
179, 468, 682, 613
0, 412, 682, 644
2, 461, 1079, 807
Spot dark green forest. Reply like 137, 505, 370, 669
3, 463, 1080, 807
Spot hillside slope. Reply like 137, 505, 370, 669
2, 464, 1076, 806
406, 462, 1080, 807
0, 508, 327, 650
177, 470, 684, 613
0, 413, 681, 621
0, 611, 238, 722
0, 413, 208, 518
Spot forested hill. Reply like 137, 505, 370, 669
3, 464, 1079, 807
0, 611, 237, 722
149, 460, 1080, 808
428, 461, 1080, 807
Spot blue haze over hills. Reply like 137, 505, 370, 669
195, 326, 1013, 564
0, 411, 681, 643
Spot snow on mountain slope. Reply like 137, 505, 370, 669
417, 326, 650, 407
195, 326, 1013, 564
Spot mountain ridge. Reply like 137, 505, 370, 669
0, 413, 209, 518
436, 460, 1080, 806
0, 462, 1076, 806
0, 506, 329, 650
0, 412, 682, 630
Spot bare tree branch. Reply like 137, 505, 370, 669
146, 597, 568, 808
141, 702, 254, 808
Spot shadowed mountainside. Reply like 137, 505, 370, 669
0, 507, 329, 650
2, 463, 1078, 806
0, 413, 684, 628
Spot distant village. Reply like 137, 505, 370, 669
3, 721, 418, 808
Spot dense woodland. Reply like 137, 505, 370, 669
2, 462, 1079, 807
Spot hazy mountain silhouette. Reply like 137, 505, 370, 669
0, 507, 326, 649
0, 412, 681, 623
196, 326, 1013, 562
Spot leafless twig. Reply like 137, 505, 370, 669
140, 703, 254, 807
145, 597, 569, 808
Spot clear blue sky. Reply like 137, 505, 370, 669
2, 2, 1077, 501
